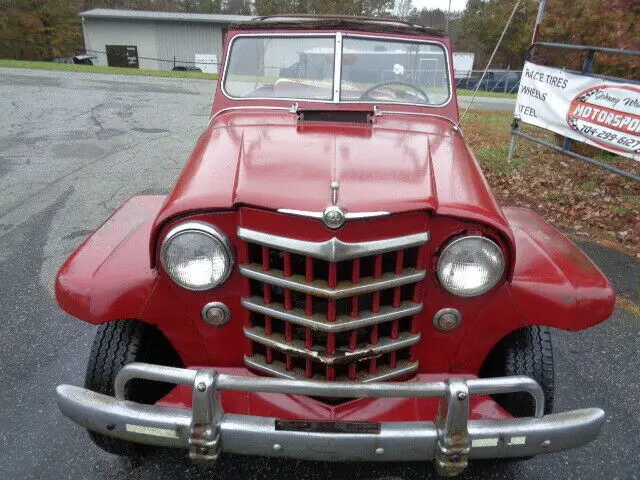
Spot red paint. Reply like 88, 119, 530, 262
56, 25, 614, 424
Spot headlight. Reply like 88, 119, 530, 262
437, 235, 505, 297
160, 222, 234, 291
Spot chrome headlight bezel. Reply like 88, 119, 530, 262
160, 221, 234, 291
436, 235, 505, 298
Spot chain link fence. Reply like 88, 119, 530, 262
455, 68, 521, 93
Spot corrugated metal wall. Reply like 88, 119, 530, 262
82, 18, 159, 69
154, 22, 223, 71
82, 18, 225, 71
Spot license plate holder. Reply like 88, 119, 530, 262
275, 419, 381, 434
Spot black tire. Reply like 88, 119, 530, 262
480, 326, 555, 417
84, 319, 182, 456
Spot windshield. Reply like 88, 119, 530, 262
224, 36, 335, 100
223, 35, 450, 106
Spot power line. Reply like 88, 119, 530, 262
459, 0, 524, 123
0, 37, 220, 66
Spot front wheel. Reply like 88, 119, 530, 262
84, 319, 183, 456
480, 326, 555, 417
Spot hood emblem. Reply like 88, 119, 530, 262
322, 182, 346, 229
277, 181, 390, 227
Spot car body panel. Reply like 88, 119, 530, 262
55, 195, 209, 366
505, 207, 615, 330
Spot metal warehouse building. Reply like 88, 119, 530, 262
79, 9, 252, 71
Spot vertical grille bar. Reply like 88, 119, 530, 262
410, 244, 428, 362
350, 258, 360, 318
390, 250, 404, 368
238, 240, 253, 357
326, 262, 338, 381
392, 251, 404, 311
369, 254, 383, 375
348, 258, 360, 380
261, 246, 273, 364
283, 252, 293, 371
349, 260, 360, 366
305, 256, 314, 378
261, 246, 272, 310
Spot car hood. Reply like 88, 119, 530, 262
237, 125, 437, 214
154, 110, 510, 237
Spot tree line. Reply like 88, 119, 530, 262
447, 0, 638, 77
0, 0, 637, 77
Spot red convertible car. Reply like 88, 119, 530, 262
55, 17, 614, 476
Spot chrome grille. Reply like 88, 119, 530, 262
238, 227, 429, 382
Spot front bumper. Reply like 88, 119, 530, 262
56, 363, 604, 477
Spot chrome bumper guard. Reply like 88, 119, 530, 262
56, 363, 605, 477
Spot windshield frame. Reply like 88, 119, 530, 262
221, 32, 453, 109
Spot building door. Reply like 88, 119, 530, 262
106, 45, 139, 68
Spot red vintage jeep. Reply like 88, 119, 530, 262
55, 17, 615, 476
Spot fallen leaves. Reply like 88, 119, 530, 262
464, 110, 640, 257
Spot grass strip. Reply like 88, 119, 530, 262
0, 59, 218, 79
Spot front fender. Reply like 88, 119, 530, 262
452, 207, 615, 373
55, 195, 209, 366
55, 195, 164, 322
504, 207, 615, 331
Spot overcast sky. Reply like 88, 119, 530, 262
410, 0, 468, 12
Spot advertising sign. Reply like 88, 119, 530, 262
453, 52, 475, 79
515, 61, 640, 160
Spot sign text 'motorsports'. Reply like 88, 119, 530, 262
515, 62, 640, 160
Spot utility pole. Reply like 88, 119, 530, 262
531, 0, 548, 44
445, 0, 452, 33
509, 0, 548, 163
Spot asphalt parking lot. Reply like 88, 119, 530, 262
0, 68, 638, 480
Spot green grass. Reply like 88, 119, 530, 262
593, 150, 619, 163
611, 205, 635, 217
457, 88, 517, 99
475, 146, 524, 174
461, 110, 511, 125
0, 59, 218, 79
581, 180, 600, 193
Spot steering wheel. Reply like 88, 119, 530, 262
359, 80, 430, 103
